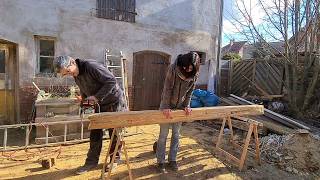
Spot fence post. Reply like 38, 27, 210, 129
64, 124, 67, 143
3, 128, 8, 150
228, 60, 234, 94
25, 126, 29, 147
45, 126, 49, 145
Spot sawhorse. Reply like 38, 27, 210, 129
215, 115, 262, 170
101, 128, 133, 180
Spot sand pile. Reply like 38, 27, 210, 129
260, 131, 320, 175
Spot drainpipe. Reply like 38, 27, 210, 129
215, 0, 224, 96
208, 0, 224, 95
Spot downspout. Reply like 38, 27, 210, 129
207, 0, 224, 94
215, 0, 224, 96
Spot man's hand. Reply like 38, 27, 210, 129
184, 107, 192, 115
86, 96, 99, 103
162, 109, 172, 119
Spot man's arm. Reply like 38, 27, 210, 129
87, 63, 117, 102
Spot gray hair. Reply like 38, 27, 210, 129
53, 56, 74, 73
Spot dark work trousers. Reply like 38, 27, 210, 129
85, 98, 127, 166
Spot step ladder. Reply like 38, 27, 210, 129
104, 49, 128, 104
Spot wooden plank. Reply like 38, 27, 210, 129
228, 61, 233, 94
230, 94, 310, 130
89, 105, 264, 129
219, 97, 238, 106
226, 98, 294, 134
216, 118, 226, 147
253, 124, 261, 165
122, 141, 133, 180
207, 116, 265, 134
231, 115, 263, 127
216, 147, 240, 164
239, 124, 253, 170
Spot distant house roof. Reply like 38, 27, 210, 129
255, 41, 285, 55
288, 27, 319, 53
222, 41, 247, 55
242, 41, 284, 58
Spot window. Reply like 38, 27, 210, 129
0, 50, 5, 73
193, 51, 206, 65
35, 36, 55, 74
96, 0, 137, 23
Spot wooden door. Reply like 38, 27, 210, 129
0, 44, 16, 124
133, 51, 170, 110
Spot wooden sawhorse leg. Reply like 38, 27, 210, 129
215, 116, 261, 171
101, 128, 133, 180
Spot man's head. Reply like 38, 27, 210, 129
176, 52, 200, 78
53, 56, 79, 77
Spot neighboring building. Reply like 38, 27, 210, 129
221, 40, 248, 58
0, 0, 222, 124
250, 41, 284, 58
289, 27, 320, 54
222, 40, 284, 60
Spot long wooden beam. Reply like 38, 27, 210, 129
88, 105, 264, 130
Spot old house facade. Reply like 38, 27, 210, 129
0, 0, 222, 124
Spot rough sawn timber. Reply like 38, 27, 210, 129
88, 105, 264, 129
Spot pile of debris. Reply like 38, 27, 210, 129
260, 130, 320, 175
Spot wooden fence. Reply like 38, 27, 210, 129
220, 59, 285, 97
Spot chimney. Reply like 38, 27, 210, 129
229, 39, 235, 47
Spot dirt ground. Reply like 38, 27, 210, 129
0, 122, 318, 180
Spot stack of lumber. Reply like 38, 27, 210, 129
219, 94, 311, 134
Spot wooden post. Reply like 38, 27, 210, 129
64, 124, 67, 143
228, 60, 234, 94
107, 132, 121, 178
25, 126, 29, 146
216, 117, 226, 148
253, 124, 261, 165
226, 116, 234, 143
101, 128, 133, 180
3, 128, 7, 150
102, 129, 116, 180
122, 141, 133, 180
239, 124, 254, 170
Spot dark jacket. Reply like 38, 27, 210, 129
159, 60, 198, 110
74, 59, 123, 107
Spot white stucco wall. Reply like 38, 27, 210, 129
0, 0, 222, 86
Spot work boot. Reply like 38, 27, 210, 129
168, 161, 178, 171
76, 164, 97, 175
157, 163, 166, 173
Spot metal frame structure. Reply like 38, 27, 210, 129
0, 119, 90, 151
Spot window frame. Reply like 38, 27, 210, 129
96, 0, 137, 23
193, 51, 207, 65
35, 36, 56, 75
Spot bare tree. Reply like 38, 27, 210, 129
226, 0, 320, 116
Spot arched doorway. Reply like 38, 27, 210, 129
0, 40, 17, 125
132, 51, 171, 110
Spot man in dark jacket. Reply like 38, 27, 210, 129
53, 56, 126, 174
